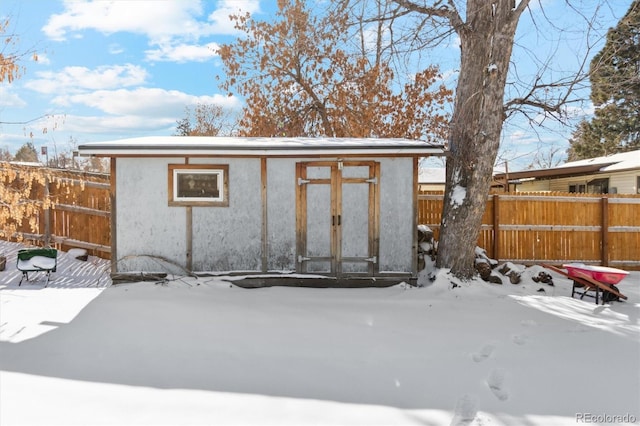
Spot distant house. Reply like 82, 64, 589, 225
420, 167, 505, 192
494, 150, 640, 194
78, 136, 446, 286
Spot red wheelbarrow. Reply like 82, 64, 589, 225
542, 263, 629, 304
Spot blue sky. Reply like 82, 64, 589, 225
0, 0, 632, 170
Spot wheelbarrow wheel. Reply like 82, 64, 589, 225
603, 285, 620, 303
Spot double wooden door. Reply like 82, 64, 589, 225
296, 161, 379, 277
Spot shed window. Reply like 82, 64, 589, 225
168, 164, 229, 207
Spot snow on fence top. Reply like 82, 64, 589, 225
78, 136, 446, 157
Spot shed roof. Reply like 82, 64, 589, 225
78, 136, 446, 157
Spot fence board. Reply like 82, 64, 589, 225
2, 163, 111, 258
418, 191, 640, 270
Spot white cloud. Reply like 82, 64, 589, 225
42, 0, 260, 42
145, 42, 220, 63
34, 53, 51, 65
52, 87, 240, 117
506, 130, 538, 146
355, 23, 391, 54
108, 44, 125, 55
437, 68, 458, 84
25, 64, 148, 94
0, 87, 27, 108
60, 114, 177, 134
565, 103, 594, 119
448, 35, 461, 50
42, 0, 204, 42
207, 0, 261, 33
52, 89, 241, 134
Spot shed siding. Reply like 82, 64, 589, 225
378, 158, 413, 272
266, 158, 297, 271
190, 158, 262, 271
117, 157, 187, 273
114, 155, 416, 276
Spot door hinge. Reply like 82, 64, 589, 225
298, 178, 310, 186
365, 256, 377, 264
297, 255, 311, 263
365, 177, 378, 184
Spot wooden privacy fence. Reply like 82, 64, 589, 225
419, 191, 640, 270
4, 164, 639, 269
2, 164, 111, 259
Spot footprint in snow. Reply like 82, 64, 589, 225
471, 343, 495, 362
512, 334, 529, 346
487, 368, 509, 401
450, 394, 478, 426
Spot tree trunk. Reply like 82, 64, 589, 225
436, 0, 524, 279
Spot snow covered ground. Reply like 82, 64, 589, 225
0, 241, 638, 425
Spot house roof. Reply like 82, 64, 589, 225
494, 149, 640, 181
556, 149, 640, 172
78, 136, 446, 158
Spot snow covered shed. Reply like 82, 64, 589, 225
78, 137, 446, 286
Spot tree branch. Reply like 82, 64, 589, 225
390, 0, 465, 33
504, 1, 600, 125
0, 115, 51, 125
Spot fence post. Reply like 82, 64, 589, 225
601, 197, 609, 266
44, 176, 51, 247
110, 158, 118, 273
493, 194, 500, 262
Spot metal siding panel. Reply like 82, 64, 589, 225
116, 157, 187, 273
267, 159, 297, 271
191, 158, 262, 271
378, 158, 413, 272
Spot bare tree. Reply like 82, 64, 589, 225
217, 1, 451, 141
174, 103, 238, 136
527, 146, 565, 169
334, 0, 618, 278
371, 0, 528, 278
0, 17, 38, 83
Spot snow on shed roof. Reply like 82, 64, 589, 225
78, 136, 446, 157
